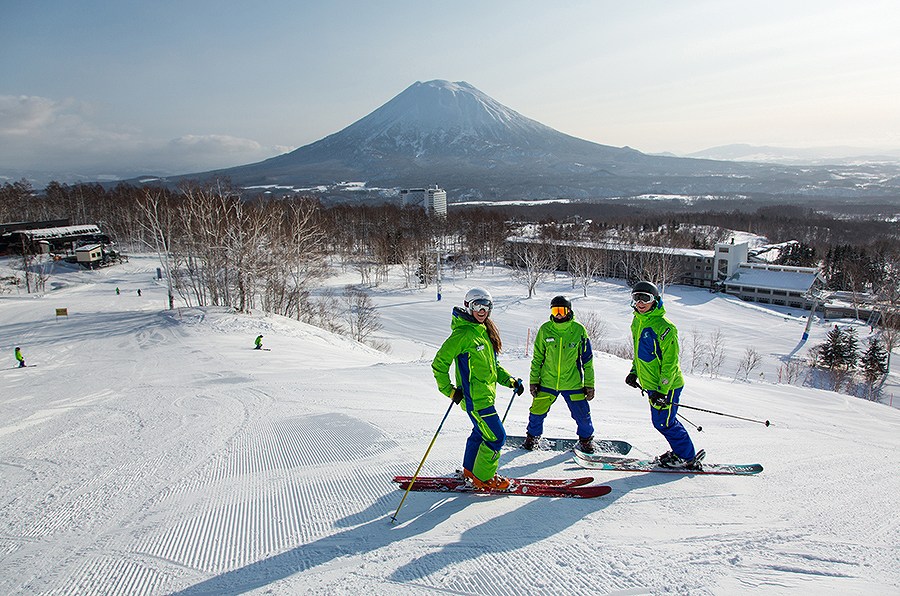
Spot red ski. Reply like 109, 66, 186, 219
392, 475, 611, 498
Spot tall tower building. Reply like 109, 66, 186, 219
400, 185, 447, 217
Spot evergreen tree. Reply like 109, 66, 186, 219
840, 327, 859, 370
860, 337, 889, 384
816, 325, 859, 371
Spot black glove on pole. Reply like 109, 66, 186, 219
625, 372, 640, 389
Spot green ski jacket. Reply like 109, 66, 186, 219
630, 303, 684, 393
432, 307, 514, 412
529, 316, 594, 393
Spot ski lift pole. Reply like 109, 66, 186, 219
391, 399, 455, 524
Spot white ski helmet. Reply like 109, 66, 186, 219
464, 287, 493, 315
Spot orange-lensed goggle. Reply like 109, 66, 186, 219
550, 306, 570, 318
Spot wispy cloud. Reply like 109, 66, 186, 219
0, 95, 286, 177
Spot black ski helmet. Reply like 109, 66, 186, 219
550, 295, 572, 309
550, 295, 574, 321
631, 281, 660, 298
631, 281, 661, 307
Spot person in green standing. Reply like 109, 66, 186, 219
625, 281, 704, 469
15, 346, 26, 368
432, 287, 524, 491
523, 296, 597, 452
254, 335, 264, 350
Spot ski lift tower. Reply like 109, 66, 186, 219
801, 291, 823, 342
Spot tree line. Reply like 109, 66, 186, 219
2, 178, 898, 307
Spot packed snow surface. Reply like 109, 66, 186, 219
1, 256, 898, 595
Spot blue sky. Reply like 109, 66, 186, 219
2, 0, 899, 176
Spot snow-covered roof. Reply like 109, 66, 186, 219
507, 237, 715, 259
14, 225, 102, 239
724, 264, 821, 292
75, 244, 102, 253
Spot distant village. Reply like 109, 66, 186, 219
0, 182, 891, 327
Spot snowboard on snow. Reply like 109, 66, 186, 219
572, 448, 763, 475
505, 434, 632, 455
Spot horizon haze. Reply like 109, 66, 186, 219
2, 1, 900, 182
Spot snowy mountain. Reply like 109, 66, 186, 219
155, 80, 900, 202
687, 143, 900, 166
2, 255, 899, 594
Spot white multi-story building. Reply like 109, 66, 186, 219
400, 185, 447, 217
504, 236, 825, 310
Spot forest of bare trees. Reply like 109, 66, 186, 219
2, 179, 897, 396
2, 179, 898, 321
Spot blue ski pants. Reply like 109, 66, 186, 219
650, 386, 696, 460
526, 388, 594, 439
463, 405, 506, 481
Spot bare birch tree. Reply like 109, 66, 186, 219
509, 240, 556, 298
567, 246, 606, 297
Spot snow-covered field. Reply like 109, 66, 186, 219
1, 255, 898, 595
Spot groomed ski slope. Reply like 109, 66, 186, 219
1, 255, 898, 595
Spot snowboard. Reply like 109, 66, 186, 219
505, 434, 632, 455
572, 449, 762, 475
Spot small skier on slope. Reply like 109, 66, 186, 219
625, 281, 704, 470
254, 335, 264, 350
431, 287, 524, 490
523, 295, 597, 452
15, 346, 26, 368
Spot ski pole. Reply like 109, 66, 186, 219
500, 387, 518, 424
675, 402, 771, 427
642, 389, 770, 427
677, 412, 703, 432
391, 399, 455, 524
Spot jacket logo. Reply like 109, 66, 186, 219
476, 344, 485, 351
660, 328, 671, 341
546, 338, 555, 342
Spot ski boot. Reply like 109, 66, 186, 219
522, 433, 540, 451
462, 468, 512, 491
576, 435, 596, 454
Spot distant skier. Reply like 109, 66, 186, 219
137, 289, 142, 297
254, 335, 263, 350
523, 296, 597, 452
116, 287, 120, 295
431, 287, 524, 491
625, 281, 703, 470
14, 346, 25, 368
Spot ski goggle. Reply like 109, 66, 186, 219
468, 298, 493, 314
631, 292, 655, 304
550, 306, 570, 318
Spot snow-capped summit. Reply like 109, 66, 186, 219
158, 80, 900, 202
337, 79, 562, 153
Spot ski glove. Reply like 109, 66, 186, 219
625, 372, 640, 389
647, 391, 670, 408
512, 378, 525, 396
583, 387, 595, 401
529, 383, 540, 398
450, 387, 464, 404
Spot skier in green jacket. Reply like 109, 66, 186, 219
626, 281, 703, 469
523, 296, 596, 452
254, 335, 263, 350
432, 288, 524, 491
15, 346, 25, 368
